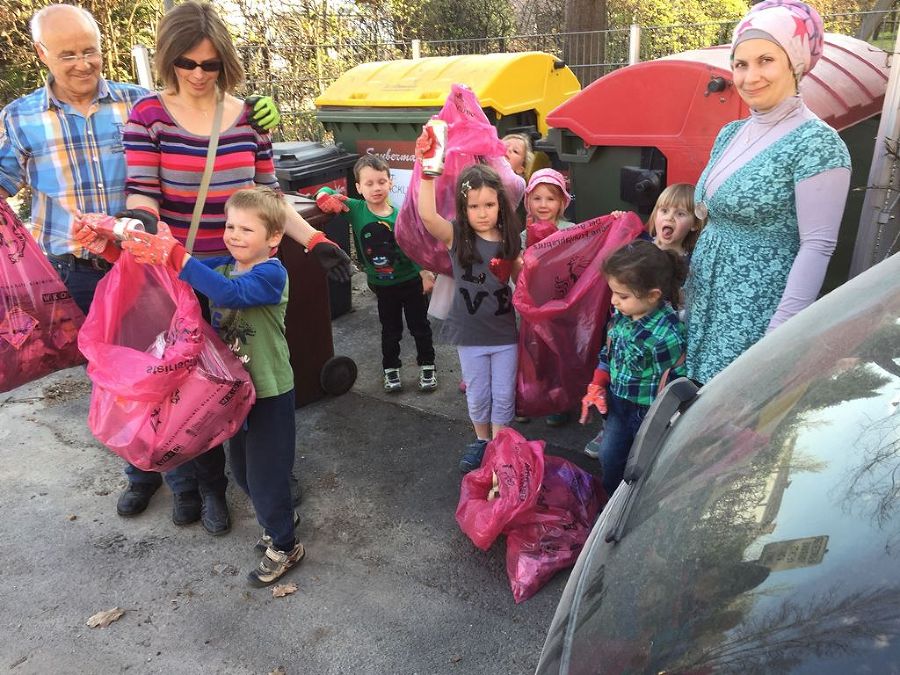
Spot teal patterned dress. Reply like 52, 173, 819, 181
685, 119, 850, 383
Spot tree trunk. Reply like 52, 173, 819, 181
564, 0, 607, 86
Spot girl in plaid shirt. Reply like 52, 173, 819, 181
581, 240, 687, 497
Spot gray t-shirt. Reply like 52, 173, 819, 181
442, 234, 517, 346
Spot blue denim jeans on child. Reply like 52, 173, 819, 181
598, 394, 650, 497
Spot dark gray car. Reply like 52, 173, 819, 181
536, 252, 900, 674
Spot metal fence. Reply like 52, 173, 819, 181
246, 8, 899, 143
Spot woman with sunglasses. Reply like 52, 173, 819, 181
115, 1, 351, 538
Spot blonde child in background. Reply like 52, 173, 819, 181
416, 129, 523, 472
502, 133, 533, 180
645, 183, 704, 259
611, 183, 704, 258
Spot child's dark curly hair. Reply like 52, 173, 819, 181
602, 239, 687, 309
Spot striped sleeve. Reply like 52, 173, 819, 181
123, 96, 163, 202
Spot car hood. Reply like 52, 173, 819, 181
537, 253, 900, 674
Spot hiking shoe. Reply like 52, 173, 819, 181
419, 365, 437, 391
201, 492, 231, 535
247, 542, 305, 587
459, 439, 489, 473
172, 489, 202, 526
383, 368, 402, 392
546, 412, 570, 427
255, 511, 301, 552
116, 482, 160, 517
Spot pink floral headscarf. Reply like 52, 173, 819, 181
732, 0, 825, 80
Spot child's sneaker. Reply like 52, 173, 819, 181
459, 439, 488, 473
254, 510, 301, 552
383, 368, 402, 392
583, 435, 603, 459
419, 365, 437, 391
546, 412, 570, 427
247, 542, 305, 587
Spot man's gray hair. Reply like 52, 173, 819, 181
31, 5, 102, 44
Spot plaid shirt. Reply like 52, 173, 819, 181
599, 305, 686, 406
0, 77, 149, 257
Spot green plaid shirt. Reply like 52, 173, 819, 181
599, 305, 686, 406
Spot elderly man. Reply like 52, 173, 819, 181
0, 5, 239, 531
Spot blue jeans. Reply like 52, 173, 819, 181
598, 394, 650, 497
228, 390, 296, 551
125, 447, 227, 495
47, 254, 108, 316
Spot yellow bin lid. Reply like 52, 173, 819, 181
315, 52, 581, 135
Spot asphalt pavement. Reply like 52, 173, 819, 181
0, 272, 602, 674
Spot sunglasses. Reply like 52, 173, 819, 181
173, 57, 222, 72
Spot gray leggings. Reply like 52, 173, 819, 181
457, 343, 518, 426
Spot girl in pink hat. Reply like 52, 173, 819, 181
520, 168, 576, 426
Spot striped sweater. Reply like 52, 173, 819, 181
123, 94, 278, 255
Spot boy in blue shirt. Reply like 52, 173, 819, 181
125, 187, 304, 586
316, 155, 437, 393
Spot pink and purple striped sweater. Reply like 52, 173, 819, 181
124, 94, 278, 256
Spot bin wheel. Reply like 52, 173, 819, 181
321, 355, 357, 396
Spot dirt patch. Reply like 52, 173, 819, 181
42, 377, 92, 404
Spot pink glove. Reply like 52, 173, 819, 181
315, 191, 350, 214
579, 369, 610, 424
121, 222, 186, 271
489, 257, 513, 284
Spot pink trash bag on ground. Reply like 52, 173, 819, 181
455, 428, 545, 551
395, 84, 526, 275
0, 199, 86, 393
78, 252, 255, 471
513, 213, 645, 417
505, 455, 607, 603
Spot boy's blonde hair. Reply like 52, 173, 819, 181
647, 183, 705, 253
225, 187, 285, 237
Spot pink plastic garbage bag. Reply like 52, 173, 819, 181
0, 199, 86, 393
505, 455, 606, 603
78, 252, 255, 471
513, 213, 645, 417
455, 428, 545, 551
395, 84, 526, 275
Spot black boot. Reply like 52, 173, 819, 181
201, 492, 231, 535
172, 490, 202, 526
116, 482, 160, 517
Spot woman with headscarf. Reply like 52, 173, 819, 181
685, 0, 851, 384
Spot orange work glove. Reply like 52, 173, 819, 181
579, 368, 610, 424
315, 191, 350, 214
121, 222, 186, 271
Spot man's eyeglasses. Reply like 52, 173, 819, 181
39, 42, 102, 65
173, 57, 222, 72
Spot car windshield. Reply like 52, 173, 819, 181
544, 254, 900, 674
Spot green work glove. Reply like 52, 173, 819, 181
245, 95, 281, 133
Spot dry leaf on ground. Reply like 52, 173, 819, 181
269, 668, 286, 675
86, 608, 125, 628
271, 583, 298, 598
